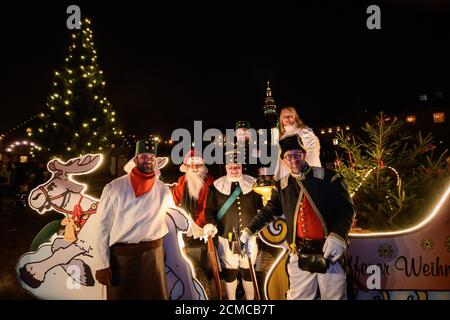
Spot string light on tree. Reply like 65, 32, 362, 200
335, 112, 449, 231
4, 140, 42, 154
31, 17, 123, 158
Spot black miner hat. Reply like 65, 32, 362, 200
135, 139, 158, 156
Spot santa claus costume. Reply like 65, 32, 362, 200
172, 149, 214, 227
171, 149, 215, 294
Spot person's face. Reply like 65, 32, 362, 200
281, 110, 296, 127
134, 153, 156, 174
225, 163, 242, 178
283, 150, 306, 174
236, 128, 250, 142
188, 163, 203, 173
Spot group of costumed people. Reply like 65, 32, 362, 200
93, 106, 356, 300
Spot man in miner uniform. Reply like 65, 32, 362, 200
203, 150, 263, 300
240, 134, 356, 300
94, 139, 172, 299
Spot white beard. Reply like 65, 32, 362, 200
185, 166, 208, 200
284, 124, 298, 134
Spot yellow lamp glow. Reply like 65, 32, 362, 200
253, 186, 274, 205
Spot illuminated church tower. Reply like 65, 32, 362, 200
263, 81, 278, 129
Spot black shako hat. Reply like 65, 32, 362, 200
279, 134, 306, 156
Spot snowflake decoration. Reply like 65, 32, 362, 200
445, 236, 450, 253
420, 238, 434, 252
377, 243, 393, 259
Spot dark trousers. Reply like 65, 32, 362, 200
107, 239, 168, 300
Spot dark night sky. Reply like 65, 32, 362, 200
3, 1, 450, 139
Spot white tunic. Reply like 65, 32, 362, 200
93, 174, 174, 270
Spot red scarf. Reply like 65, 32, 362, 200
130, 167, 156, 198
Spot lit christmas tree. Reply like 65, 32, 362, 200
32, 17, 123, 158
335, 112, 449, 231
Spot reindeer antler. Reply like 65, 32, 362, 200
156, 157, 169, 170
50, 154, 102, 175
